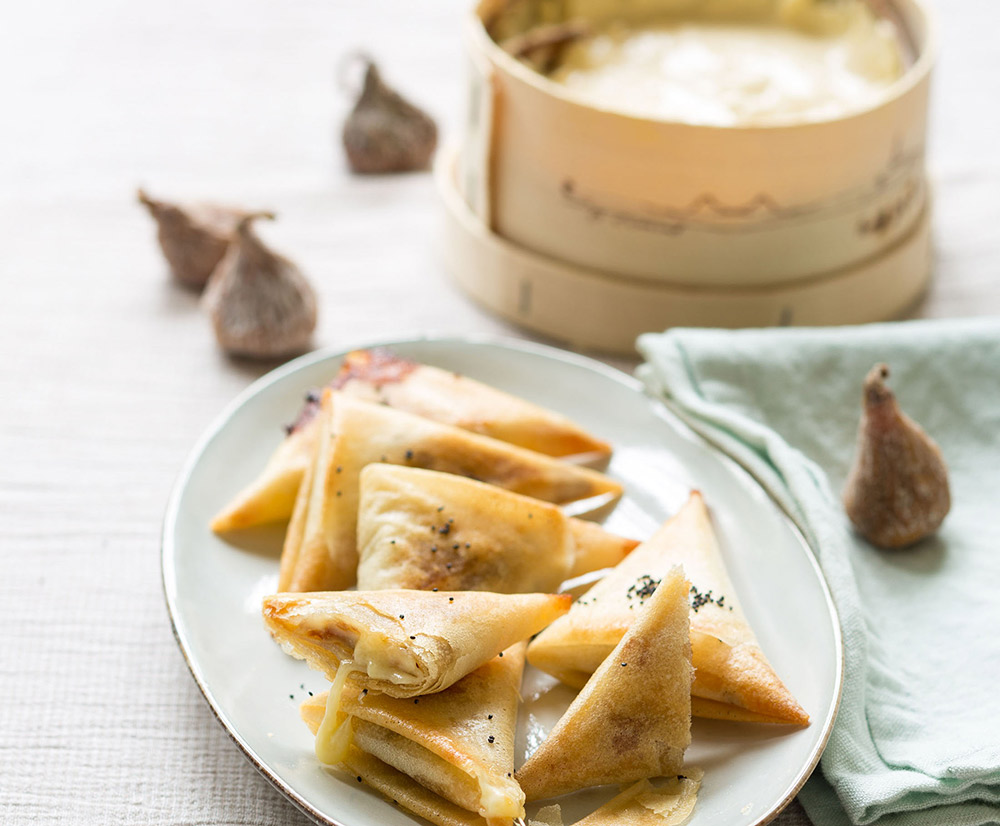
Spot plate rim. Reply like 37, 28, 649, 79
161, 333, 844, 826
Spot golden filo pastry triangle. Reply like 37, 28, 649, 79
527, 491, 809, 725
515, 566, 693, 801
355, 465, 637, 593
262, 589, 570, 698
301, 645, 528, 826
210, 389, 324, 534
332, 348, 613, 462
209, 420, 315, 533
210, 347, 612, 532
278, 391, 623, 592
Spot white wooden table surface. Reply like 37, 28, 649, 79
1, 1, 996, 824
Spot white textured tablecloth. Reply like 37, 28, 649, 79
1, 1, 996, 824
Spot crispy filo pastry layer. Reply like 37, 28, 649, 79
302, 645, 527, 826
279, 392, 622, 592
356, 465, 637, 593
209, 426, 314, 533
527, 491, 809, 725
575, 771, 703, 826
262, 589, 569, 698
211, 347, 612, 532
333, 349, 613, 461
342, 746, 491, 826
516, 566, 693, 801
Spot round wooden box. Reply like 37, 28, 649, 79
439, 0, 936, 355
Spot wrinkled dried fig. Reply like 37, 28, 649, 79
137, 188, 245, 290
842, 364, 950, 549
202, 213, 317, 359
341, 57, 437, 174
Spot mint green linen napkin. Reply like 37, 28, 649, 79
637, 318, 1000, 826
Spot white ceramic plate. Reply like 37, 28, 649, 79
163, 336, 842, 826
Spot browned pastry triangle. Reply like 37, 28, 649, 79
279, 392, 622, 592
332, 348, 613, 461
263, 589, 569, 698
302, 645, 527, 826
356, 464, 636, 593
527, 491, 808, 725
516, 566, 692, 801
210, 347, 612, 532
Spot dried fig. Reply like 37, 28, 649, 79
341, 57, 437, 174
842, 364, 950, 549
202, 213, 317, 359
137, 188, 245, 290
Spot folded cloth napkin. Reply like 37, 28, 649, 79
637, 318, 1000, 826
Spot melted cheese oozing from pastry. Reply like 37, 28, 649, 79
353, 634, 422, 684
548, 6, 904, 125
475, 768, 524, 819
315, 659, 357, 765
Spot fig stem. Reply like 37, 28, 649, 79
337, 51, 376, 96
136, 187, 164, 215
863, 363, 893, 406
235, 211, 277, 234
